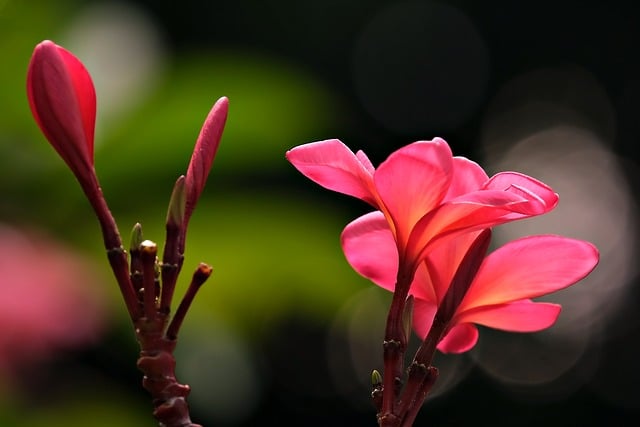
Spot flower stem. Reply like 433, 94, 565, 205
166, 263, 211, 340
136, 318, 201, 427
378, 264, 414, 426
81, 173, 140, 320
391, 229, 492, 425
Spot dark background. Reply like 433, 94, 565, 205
1, 0, 639, 426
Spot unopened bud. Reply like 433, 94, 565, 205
166, 175, 186, 228
371, 369, 382, 387
129, 222, 143, 252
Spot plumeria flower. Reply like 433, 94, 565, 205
343, 221, 599, 353
286, 138, 558, 285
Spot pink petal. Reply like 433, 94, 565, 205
355, 150, 375, 174
341, 212, 398, 291
374, 139, 453, 247
484, 172, 559, 211
406, 185, 558, 269
436, 323, 479, 354
184, 96, 229, 224
419, 230, 483, 304
411, 298, 438, 339
454, 300, 561, 332
286, 139, 377, 205
27, 40, 96, 175
408, 261, 438, 303
459, 236, 599, 311
443, 156, 489, 201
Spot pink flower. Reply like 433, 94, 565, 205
342, 223, 599, 353
0, 225, 107, 380
286, 139, 558, 279
27, 40, 96, 185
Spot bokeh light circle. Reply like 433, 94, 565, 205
62, 2, 167, 132
475, 64, 639, 404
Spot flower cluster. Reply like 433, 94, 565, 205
287, 138, 599, 425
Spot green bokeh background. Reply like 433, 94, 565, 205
1, 0, 376, 425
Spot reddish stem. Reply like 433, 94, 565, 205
160, 221, 183, 314
392, 229, 492, 425
378, 263, 414, 427
140, 240, 159, 321
136, 318, 201, 427
166, 264, 211, 340
80, 173, 140, 320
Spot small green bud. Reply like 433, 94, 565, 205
371, 369, 382, 386
129, 222, 143, 252
166, 175, 186, 227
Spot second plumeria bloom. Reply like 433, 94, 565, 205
286, 138, 558, 282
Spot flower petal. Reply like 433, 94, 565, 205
341, 212, 398, 291
483, 172, 559, 212
459, 236, 599, 311
419, 230, 483, 304
374, 138, 453, 246
454, 300, 561, 332
436, 323, 479, 354
443, 156, 489, 201
411, 297, 438, 339
286, 139, 377, 205
406, 183, 558, 269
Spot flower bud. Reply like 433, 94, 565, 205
166, 176, 187, 228
27, 40, 96, 182
184, 97, 229, 229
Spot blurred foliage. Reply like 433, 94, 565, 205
1, 0, 370, 424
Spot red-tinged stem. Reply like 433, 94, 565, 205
378, 263, 414, 427
130, 246, 144, 302
165, 264, 211, 340
140, 241, 159, 321
136, 318, 201, 427
80, 173, 140, 320
393, 230, 492, 425
107, 246, 140, 321
160, 221, 183, 314
400, 367, 438, 427
161, 176, 186, 313
394, 315, 447, 425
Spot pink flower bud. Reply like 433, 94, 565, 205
184, 96, 229, 227
27, 40, 97, 183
